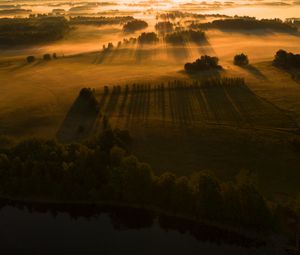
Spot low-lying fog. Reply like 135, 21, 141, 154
1, 0, 300, 19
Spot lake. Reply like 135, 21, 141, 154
0, 201, 289, 255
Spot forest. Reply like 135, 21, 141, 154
0, 16, 69, 46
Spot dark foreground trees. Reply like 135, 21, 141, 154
184, 55, 222, 73
234, 53, 249, 66
0, 125, 280, 232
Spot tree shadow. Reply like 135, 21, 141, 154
56, 93, 100, 142
196, 40, 216, 56
183, 68, 223, 80
166, 45, 189, 62
241, 65, 267, 80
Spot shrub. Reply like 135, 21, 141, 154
234, 53, 249, 66
26, 55, 35, 63
43, 54, 51, 61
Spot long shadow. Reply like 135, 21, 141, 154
137, 84, 151, 122
91, 89, 110, 131
134, 46, 157, 64
241, 65, 267, 80
174, 83, 190, 125
56, 94, 100, 142
167, 45, 189, 62
94, 49, 113, 64
125, 84, 138, 127
192, 82, 210, 121
157, 84, 166, 121
185, 69, 222, 80
105, 86, 121, 117
196, 40, 216, 56
118, 85, 129, 118
201, 81, 243, 124
145, 84, 151, 122
168, 83, 177, 124
224, 81, 297, 128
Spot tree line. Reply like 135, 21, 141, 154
191, 18, 298, 33
69, 16, 134, 26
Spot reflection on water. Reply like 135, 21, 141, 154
0, 200, 288, 255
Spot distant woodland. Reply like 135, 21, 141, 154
191, 18, 298, 32
0, 16, 69, 46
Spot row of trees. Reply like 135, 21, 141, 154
156, 11, 228, 21
69, 16, 134, 26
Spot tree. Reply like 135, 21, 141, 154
26, 55, 36, 63
110, 146, 126, 166
137, 32, 159, 44
191, 172, 223, 220
123, 19, 148, 32
273, 49, 300, 68
184, 55, 222, 73
234, 53, 249, 66
43, 54, 51, 60
155, 21, 173, 33
121, 156, 153, 203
